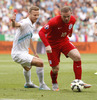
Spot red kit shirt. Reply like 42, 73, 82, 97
39, 15, 76, 47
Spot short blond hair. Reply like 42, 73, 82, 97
61, 6, 72, 13
28, 6, 39, 13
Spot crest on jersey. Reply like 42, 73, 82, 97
69, 24, 73, 29
44, 25, 49, 29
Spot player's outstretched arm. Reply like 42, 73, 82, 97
11, 13, 21, 28
94, 23, 97, 36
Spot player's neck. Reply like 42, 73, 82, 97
29, 16, 34, 24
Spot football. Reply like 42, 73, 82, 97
71, 79, 84, 92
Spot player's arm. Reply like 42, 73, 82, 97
68, 29, 73, 37
30, 39, 39, 58
39, 21, 53, 53
39, 29, 52, 53
11, 13, 21, 28
68, 17, 76, 37
39, 27, 50, 47
94, 23, 97, 36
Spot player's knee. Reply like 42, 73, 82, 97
38, 60, 44, 67
74, 55, 81, 61
24, 67, 31, 71
31, 57, 44, 67
52, 67, 59, 73
25, 68, 30, 71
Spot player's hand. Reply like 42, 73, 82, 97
11, 13, 16, 22
45, 45, 52, 53
69, 33, 72, 37
34, 53, 39, 58
94, 32, 97, 36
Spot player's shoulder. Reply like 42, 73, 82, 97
19, 18, 29, 24
48, 15, 61, 25
70, 15, 76, 23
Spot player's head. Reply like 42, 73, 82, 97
60, 6, 72, 23
28, 6, 39, 23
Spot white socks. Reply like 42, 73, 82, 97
36, 67, 45, 86
23, 67, 45, 86
23, 69, 32, 85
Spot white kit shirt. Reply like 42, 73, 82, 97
11, 17, 35, 55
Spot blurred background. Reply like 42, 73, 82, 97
0, 0, 97, 54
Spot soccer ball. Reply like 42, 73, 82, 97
71, 79, 84, 92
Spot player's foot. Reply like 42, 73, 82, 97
52, 83, 59, 91
94, 72, 97, 75
80, 80, 92, 88
24, 83, 39, 88
83, 83, 91, 88
39, 83, 51, 90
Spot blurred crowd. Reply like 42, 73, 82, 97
0, 0, 97, 42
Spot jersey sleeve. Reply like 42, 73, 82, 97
18, 19, 28, 30
69, 16, 76, 37
39, 20, 54, 47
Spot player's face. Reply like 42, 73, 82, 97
61, 11, 71, 23
29, 10, 39, 23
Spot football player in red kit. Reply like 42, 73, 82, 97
39, 6, 91, 91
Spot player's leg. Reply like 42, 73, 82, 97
67, 49, 82, 80
22, 55, 43, 88
61, 41, 82, 80
61, 41, 91, 88
29, 56, 50, 90
47, 48, 60, 91
13, 53, 50, 90
67, 48, 91, 88
51, 65, 59, 91
11, 53, 37, 88
23, 67, 38, 88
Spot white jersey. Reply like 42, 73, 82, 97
11, 17, 35, 55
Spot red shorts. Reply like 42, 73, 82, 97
47, 41, 76, 67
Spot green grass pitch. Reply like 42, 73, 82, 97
0, 54, 97, 100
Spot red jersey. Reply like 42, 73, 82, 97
39, 15, 76, 47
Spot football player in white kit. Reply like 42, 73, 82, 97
11, 6, 50, 90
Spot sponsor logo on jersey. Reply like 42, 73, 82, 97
44, 25, 49, 29
58, 27, 62, 30
77, 65, 81, 68
61, 32, 67, 37
18, 32, 32, 43
49, 60, 52, 64
69, 24, 73, 29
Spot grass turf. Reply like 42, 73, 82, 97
0, 54, 97, 100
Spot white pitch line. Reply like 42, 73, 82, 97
0, 73, 8, 74
0, 60, 13, 62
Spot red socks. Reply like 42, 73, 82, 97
50, 70, 58, 84
50, 61, 82, 83
73, 61, 82, 80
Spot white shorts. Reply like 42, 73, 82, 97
11, 53, 34, 68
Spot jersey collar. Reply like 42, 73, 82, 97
27, 17, 34, 28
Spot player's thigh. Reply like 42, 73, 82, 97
67, 49, 81, 61
12, 53, 34, 67
31, 57, 43, 67
61, 41, 76, 57
47, 48, 61, 67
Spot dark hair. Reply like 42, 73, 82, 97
28, 6, 39, 13
61, 6, 72, 13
